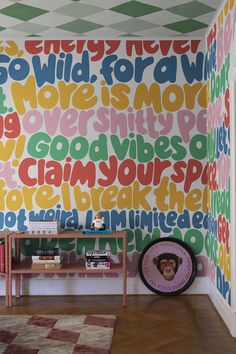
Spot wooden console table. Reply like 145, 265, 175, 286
8, 230, 127, 307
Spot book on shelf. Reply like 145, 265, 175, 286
31, 248, 63, 269
85, 249, 111, 269
0, 242, 5, 273
32, 255, 62, 264
29, 229, 61, 235
86, 250, 110, 262
32, 255, 61, 261
28, 220, 61, 234
86, 250, 111, 257
86, 256, 110, 262
29, 220, 61, 227
86, 261, 111, 270
31, 262, 62, 270
33, 248, 60, 256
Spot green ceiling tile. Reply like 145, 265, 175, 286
165, 19, 208, 34
57, 19, 103, 34
167, 1, 214, 19
26, 34, 41, 37
111, 1, 161, 18
55, 3, 103, 18
120, 33, 139, 37
0, 3, 48, 21
12, 22, 49, 34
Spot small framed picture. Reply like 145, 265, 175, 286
138, 237, 197, 295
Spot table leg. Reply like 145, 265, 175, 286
8, 237, 12, 307
15, 276, 20, 298
5, 237, 8, 307
15, 238, 20, 298
122, 235, 127, 307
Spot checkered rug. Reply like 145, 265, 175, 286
0, 315, 116, 354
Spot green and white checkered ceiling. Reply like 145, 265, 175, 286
0, 0, 223, 37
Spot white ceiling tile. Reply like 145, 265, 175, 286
141, 0, 194, 10
82, 26, 125, 37
0, 14, 21, 26
0, 28, 28, 38
137, 0, 167, 6
133, 26, 180, 37
37, 27, 81, 38
195, 12, 217, 25
139, 10, 186, 26
20, 0, 72, 11
185, 27, 207, 36
0, 0, 18, 9
79, 0, 128, 9
30, 12, 74, 26
83, 10, 131, 26
0, 0, 17, 9
197, 0, 223, 10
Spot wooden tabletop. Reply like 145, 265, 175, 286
9, 230, 127, 239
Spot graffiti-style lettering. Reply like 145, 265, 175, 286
0, 55, 30, 84
0, 112, 20, 138
126, 40, 201, 56
32, 52, 91, 87
25, 40, 121, 61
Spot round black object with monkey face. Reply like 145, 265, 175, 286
138, 237, 197, 295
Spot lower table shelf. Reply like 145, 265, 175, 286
11, 263, 123, 274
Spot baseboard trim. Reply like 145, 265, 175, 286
0, 276, 208, 296
208, 280, 236, 337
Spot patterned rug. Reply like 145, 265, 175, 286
0, 315, 116, 354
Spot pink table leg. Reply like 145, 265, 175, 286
122, 234, 127, 307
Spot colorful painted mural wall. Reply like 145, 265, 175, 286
0, 38, 208, 283
206, 0, 236, 305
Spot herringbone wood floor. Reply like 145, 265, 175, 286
0, 295, 236, 353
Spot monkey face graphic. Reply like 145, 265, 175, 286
153, 253, 183, 281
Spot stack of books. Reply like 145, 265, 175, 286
31, 248, 63, 270
29, 220, 61, 234
0, 240, 5, 273
85, 250, 111, 270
